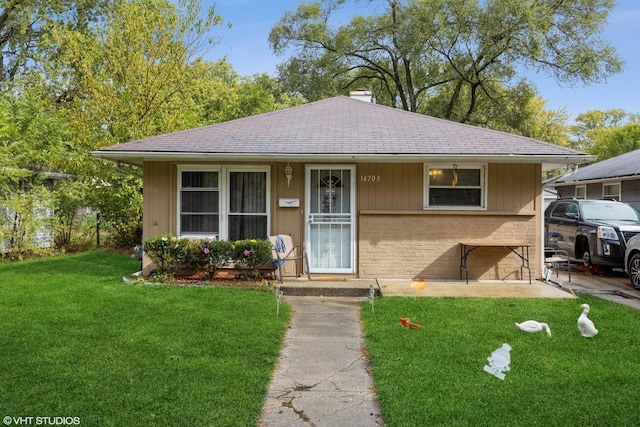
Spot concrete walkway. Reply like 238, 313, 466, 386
259, 296, 384, 427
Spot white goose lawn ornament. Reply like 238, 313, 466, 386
515, 320, 551, 337
578, 303, 598, 337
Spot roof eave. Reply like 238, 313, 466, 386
555, 173, 640, 186
91, 150, 595, 168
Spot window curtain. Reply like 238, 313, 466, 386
228, 172, 267, 240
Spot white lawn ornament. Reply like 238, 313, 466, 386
515, 320, 551, 337
577, 303, 598, 337
483, 343, 512, 380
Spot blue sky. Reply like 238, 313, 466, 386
202, 0, 639, 122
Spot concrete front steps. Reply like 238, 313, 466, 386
278, 278, 380, 297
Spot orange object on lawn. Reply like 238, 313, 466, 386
400, 317, 421, 329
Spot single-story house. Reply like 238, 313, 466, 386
551, 148, 640, 210
92, 93, 593, 281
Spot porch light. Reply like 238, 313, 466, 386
285, 162, 293, 188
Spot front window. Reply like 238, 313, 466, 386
603, 183, 620, 200
178, 166, 269, 240
179, 170, 220, 238
424, 165, 485, 209
228, 171, 268, 240
575, 185, 586, 199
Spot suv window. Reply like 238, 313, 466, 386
581, 201, 640, 221
551, 202, 576, 219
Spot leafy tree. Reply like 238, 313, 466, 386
0, 0, 111, 82
519, 96, 571, 147
35, 0, 226, 247
51, 178, 90, 247
0, 85, 68, 184
42, 0, 225, 144
0, 0, 306, 252
199, 64, 306, 123
270, 0, 623, 129
570, 109, 628, 153
592, 120, 640, 161
571, 111, 640, 161
0, 84, 68, 255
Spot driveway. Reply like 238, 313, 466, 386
549, 265, 640, 310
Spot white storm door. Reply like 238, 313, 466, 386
306, 166, 355, 273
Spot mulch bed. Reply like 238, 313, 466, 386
158, 270, 279, 288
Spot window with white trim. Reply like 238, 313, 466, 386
424, 165, 486, 209
227, 170, 268, 240
603, 182, 620, 200
575, 185, 586, 199
179, 169, 220, 238
178, 166, 269, 240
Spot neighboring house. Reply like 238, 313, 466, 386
1, 171, 69, 253
544, 188, 558, 210
551, 149, 640, 210
92, 93, 593, 281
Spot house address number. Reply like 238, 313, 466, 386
360, 175, 381, 182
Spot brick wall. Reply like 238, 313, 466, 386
358, 214, 538, 280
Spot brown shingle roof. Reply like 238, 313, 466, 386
93, 96, 592, 166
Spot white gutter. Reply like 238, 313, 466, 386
91, 151, 595, 167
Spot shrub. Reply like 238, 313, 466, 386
142, 235, 273, 281
231, 239, 273, 279
142, 233, 177, 275
180, 238, 233, 279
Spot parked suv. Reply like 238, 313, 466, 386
544, 199, 640, 270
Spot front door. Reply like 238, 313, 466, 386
306, 166, 355, 274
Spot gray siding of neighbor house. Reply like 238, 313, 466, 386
623, 180, 640, 209
556, 186, 573, 199
557, 183, 608, 200
587, 184, 604, 200
556, 180, 640, 210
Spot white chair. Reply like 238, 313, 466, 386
544, 248, 571, 282
269, 234, 311, 283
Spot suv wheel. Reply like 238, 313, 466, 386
628, 253, 640, 290
581, 248, 591, 268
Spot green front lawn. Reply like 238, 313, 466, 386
0, 251, 289, 426
5, 251, 640, 426
362, 296, 640, 426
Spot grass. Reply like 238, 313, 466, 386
0, 250, 290, 426
362, 296, 640, 426
5, 252, 640, 426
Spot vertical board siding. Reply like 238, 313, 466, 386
357, 163, 423, 211
271, 162, 305, 277
142, 161, 173, 273
143, 161, 173, 242
487, 163, 537, 212
357, 163, 539, 213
